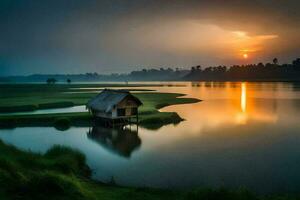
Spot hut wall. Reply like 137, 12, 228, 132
89, 94, 140, 120
111, 96, 139, 119
92, 110, 112, 118
112, 108, 118, 118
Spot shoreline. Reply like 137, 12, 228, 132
0, 136, 298, 200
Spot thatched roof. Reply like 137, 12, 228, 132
86, 89, 142, 112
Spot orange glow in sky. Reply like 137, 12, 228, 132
133, 22, 279, 64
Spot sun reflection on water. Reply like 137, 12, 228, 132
236, 82, 248, 124
159, 82, 280, 133
241, 82, 247, 112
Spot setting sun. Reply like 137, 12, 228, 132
243, 53, 248, 59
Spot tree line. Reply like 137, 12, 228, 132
184, 58, 300, 81
8, 68, 189, 83
3, 58, 300, 82
46, 78, 71, 84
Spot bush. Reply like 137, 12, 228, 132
54, 118, 71, 131
0, 118, 17, 128
0, 105, 38, 113
0, 157, 19, 175
0, 142, 94, 199
38, 102, 74, 109
155, 103, 169, 109
15, 172, 88, 200
45, 146, 91, 177
140, 112, 183, 125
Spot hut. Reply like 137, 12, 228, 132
86, 89, 142, 125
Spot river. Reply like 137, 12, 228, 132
1, 82, 300, 194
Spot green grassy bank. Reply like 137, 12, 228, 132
0, 93, 199, 130
0, 140, 297, 200
0, 84, 156, 109
0, 84, 200, 129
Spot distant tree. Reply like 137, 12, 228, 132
191, 66, 196, 72
167, 67, 173, 72
46, 78, 57, 84
196, 65, 201, 71
273, 58, 278, 65
67, 79, 71, 84
265, 63, 273, 68
257, 62, 264, 68
292, 58, 300, 66
204, 67, 213, 72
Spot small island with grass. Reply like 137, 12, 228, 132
0, 84, 200, 129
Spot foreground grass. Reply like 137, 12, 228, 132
0, 140, 297, 200
0, 84, 200, 129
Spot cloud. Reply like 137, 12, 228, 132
0, 0, 300, 75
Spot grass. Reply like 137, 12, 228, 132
0, 102, 75, 113
0, 84, 200, 129
0, 112, 92, 128
0, 140, 92, 199
0, 83, 158, 107
137, 92, 200, 129
0, 105, 38, 113
54, 118, 72, 131
0, 139, 298, 200
38, 102, 75, 109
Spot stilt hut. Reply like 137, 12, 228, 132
86, 89, 142, 126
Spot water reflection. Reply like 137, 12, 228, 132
236, 82, 247, 124
241, 82, 247, 113
160, 82, 292, 135
235, 82, 278, 125
87, 125, 141, 158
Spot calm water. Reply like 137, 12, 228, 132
1, 82, 300, 194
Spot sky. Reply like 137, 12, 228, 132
1, 0, 300, 75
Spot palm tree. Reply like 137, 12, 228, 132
46, 78, 57, 84
273, 58, 278, 65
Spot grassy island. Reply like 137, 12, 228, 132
0, 84, 200, 129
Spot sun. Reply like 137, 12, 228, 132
243, 53, 248, 59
